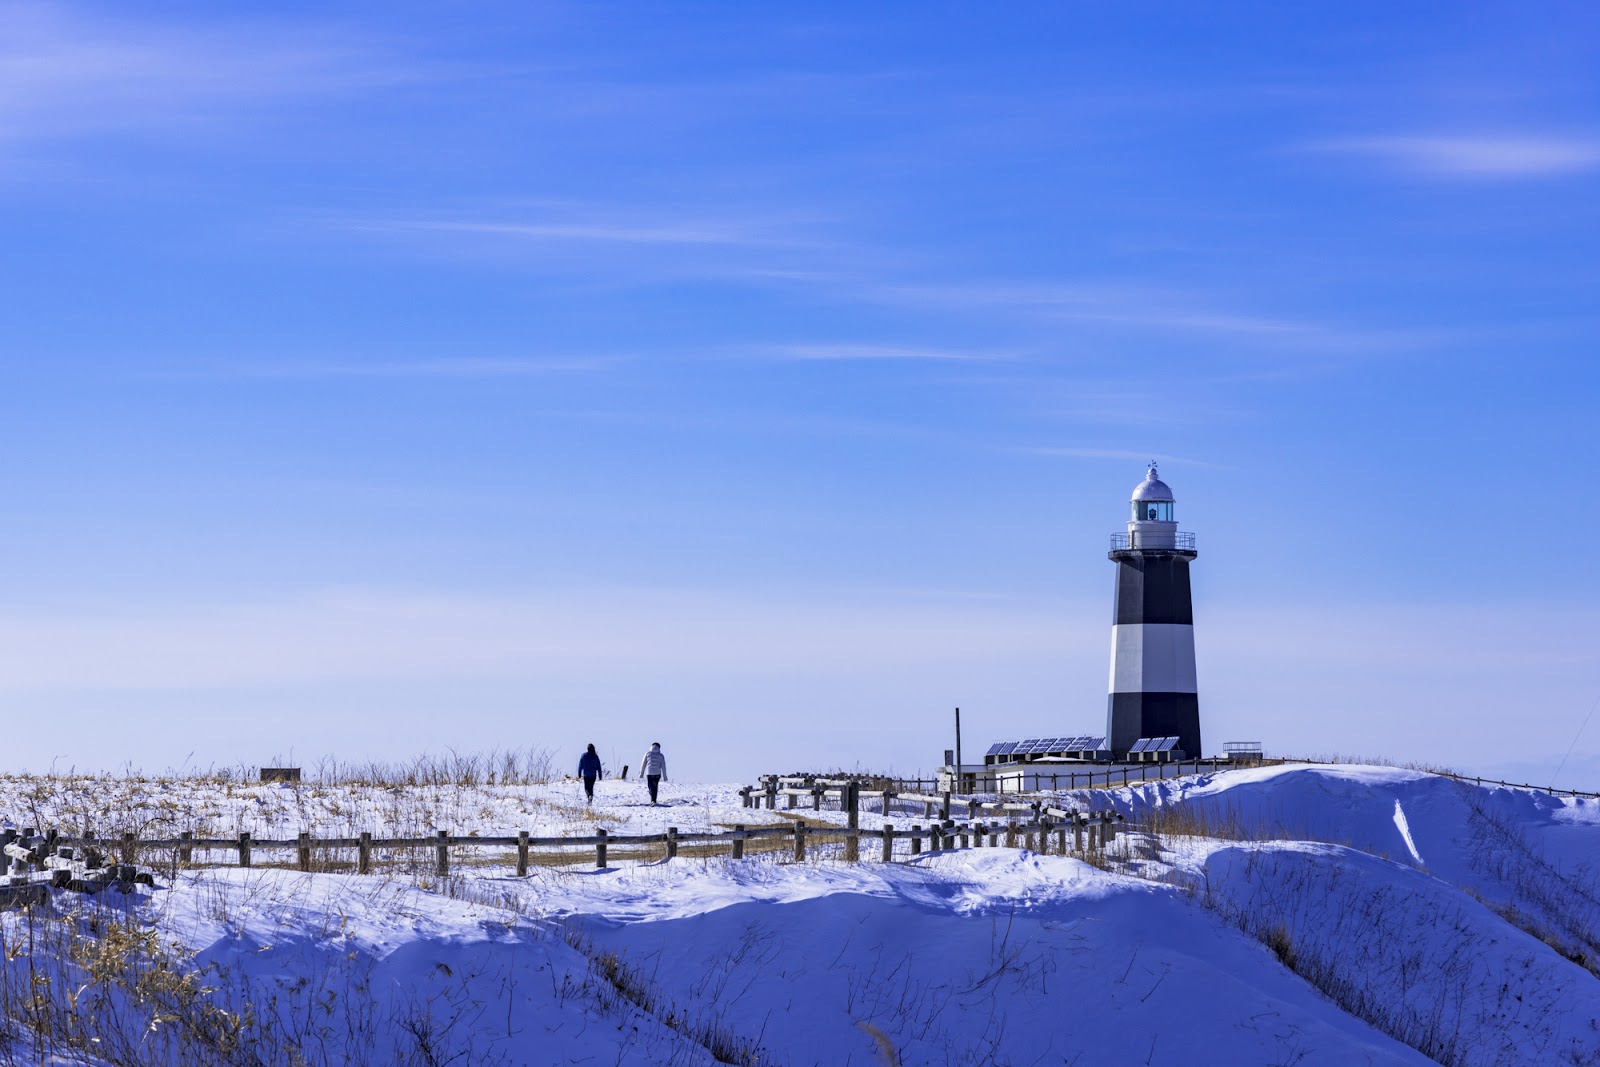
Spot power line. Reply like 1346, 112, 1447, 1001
1551, 689, 1600, 790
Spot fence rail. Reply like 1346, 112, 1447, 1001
26, 806, 1123, 878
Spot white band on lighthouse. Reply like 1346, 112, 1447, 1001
1108, 623, 1198, 695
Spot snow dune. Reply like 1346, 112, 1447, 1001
1, 764, 1597, 1066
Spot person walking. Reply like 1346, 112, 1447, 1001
639, 742, 668, 805
577, 744, 603, 804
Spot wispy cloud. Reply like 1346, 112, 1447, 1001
864, 281, 1316, 337
756, 343, 1014, 363
351, 217, 806, 250
233, 357, 616, 381
1306, 134, 1600, 178
0, 587, 1086, 690
1014, 447, 1221, 468
0, 8, 425, 148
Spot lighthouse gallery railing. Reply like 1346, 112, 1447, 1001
1109, 531, 1196, 551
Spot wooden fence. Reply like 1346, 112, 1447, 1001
26, 805, 1121, 879
876, 757, 1236, 795
19, 761, 1585, 882
864, 757, 1600, 801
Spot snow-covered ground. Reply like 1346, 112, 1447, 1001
2, 764, 1598, 1066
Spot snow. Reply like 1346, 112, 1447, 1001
2, 764, 1599, 1066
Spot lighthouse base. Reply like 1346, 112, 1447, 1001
1106, 692, 1202, 760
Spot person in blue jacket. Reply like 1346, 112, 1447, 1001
577, 744, 603, 804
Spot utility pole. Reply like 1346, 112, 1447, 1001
954, 707, 963, 793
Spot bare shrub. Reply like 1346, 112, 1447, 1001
565, 927, 779, 1067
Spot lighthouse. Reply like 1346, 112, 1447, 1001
1106, 463, 1202, 759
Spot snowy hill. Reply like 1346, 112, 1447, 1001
1, 764, 1597, 1066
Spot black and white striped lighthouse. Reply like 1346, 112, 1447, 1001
1106, 463, 1202, 759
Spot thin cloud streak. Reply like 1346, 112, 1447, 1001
1015, 447, 1223, 468
233, 357, 617, 380
758, 343, 1015, 363
0, 7, 429, 147
1307, 134, 1600, 178
346, 215, 819, 250
0, 588, 1087, 690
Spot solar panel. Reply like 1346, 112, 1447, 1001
1128, 738, 1150, 753
985, 742, 1007, 756
1073, 736, 1105, 751
1154, 736, 1179, 752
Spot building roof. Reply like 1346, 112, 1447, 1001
1131, 462, 1174, 502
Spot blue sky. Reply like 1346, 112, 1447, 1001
1, 2, 1597, 783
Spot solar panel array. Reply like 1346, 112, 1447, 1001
984, 736, 1105, 758
1128, 736, 1181, 753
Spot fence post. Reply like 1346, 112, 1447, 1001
881, 790, 893, 815
1103, 813, 1117, 846
988, 823, 999, 848
1057, 824, 1068, 853
596, 828, 608, 869
732, 824, 746, 861
941, 791, 952, 820
666, 827, 678, 861
739, 787, 751, 809
1002, 823, 1014, 849
1088, 822, 1099, 851
844, 784, 860, 863
958, 823, 970, 849
910, 824, 922, 856
435, 831, 449, 877
238, 831, 251, 869
1073, 816, 1084, 853
515, 831, 529, 876
359, 832, 373, 875
297, 831, 312, 872
973, 821, 984, 847
793, 820, 806, 862
766, 783, 777, 810
812, 788, 823, 812
930, 824, 943, 852
882, 823, 894, 862
178, 831, 193, 866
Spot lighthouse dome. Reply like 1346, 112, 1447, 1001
1131, 463, 1174, 503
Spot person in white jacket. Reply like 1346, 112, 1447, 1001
640, 742, 668, 805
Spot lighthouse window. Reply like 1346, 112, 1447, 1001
1133, 501, 1173, 522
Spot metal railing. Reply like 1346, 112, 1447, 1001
1109, 531, 1195, 551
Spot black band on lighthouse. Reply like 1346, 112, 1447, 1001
1112, 557, 1194, 626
